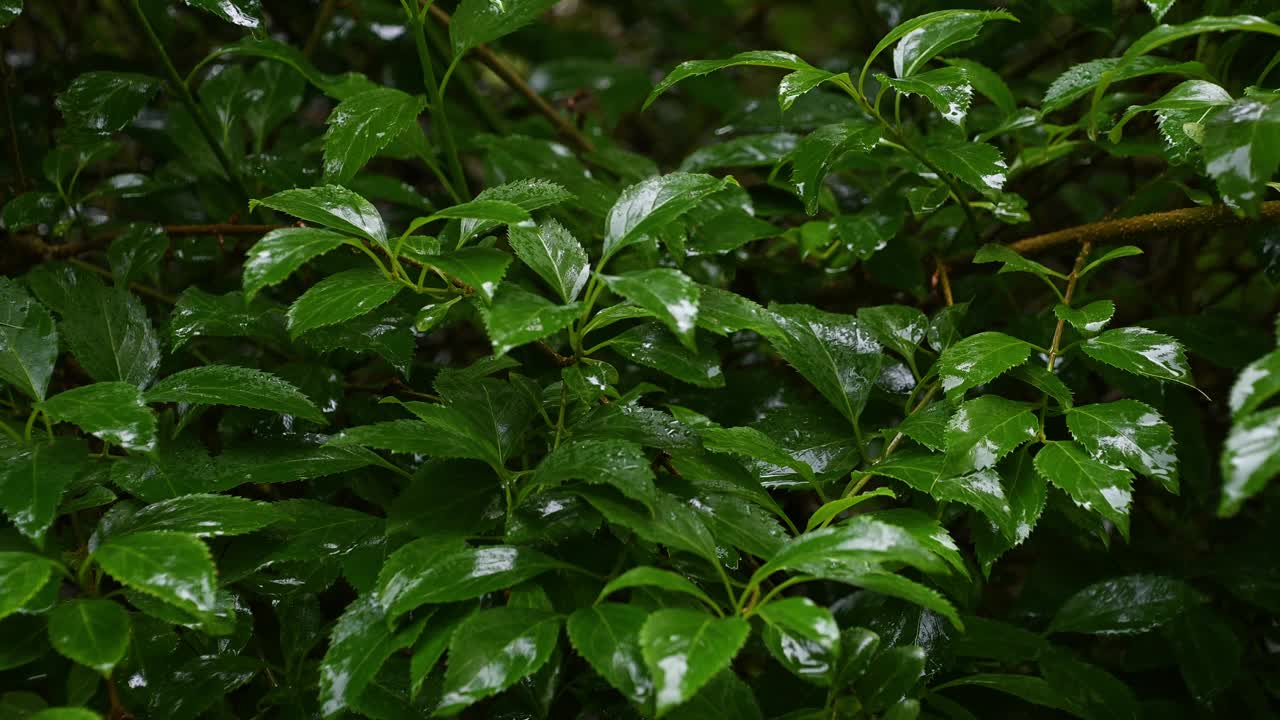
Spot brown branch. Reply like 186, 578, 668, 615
424, 3, 595, 154
163, 223, 283, 235
1006, 201, 1280, 256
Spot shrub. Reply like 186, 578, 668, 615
2, 1, 1280, 718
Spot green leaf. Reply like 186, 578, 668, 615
790, 121, 881, 214
460, 179, 573, 245
855, 646, 925, 712
923, 139, 1007, 192
935, 331, 1032, 401
0, 278, 58, 400
322, 87, 424, 184
1230, 349, 1280, 419
243, 61, 305, 146
752, 516, 948, 586
241, 227, 353, 300
640, 609, 750, 717
107, 223, 167, 286
168, 288, 285, 351
692, 288, 772, 337
606, 323, 725, 388
1034, 441, 1134, 539
48, 599, 130, 674
0, 552, 59, 621
892, 402, 951, 451
286, 269, 403, 337
887, 10, 1016, 78
56, 72, 160, 138
41, 382, 157, 452
1165, 607, 1242, 703
375, 542, 566, 620
115, 494, 281, 537
145, 365, 324, 423
943, 396, 1038, 477
92, 531, 217, 620
0, 0, 22, 28
879, 68, 972, 125
1041, 56, 1208, 115
566, 604, 653, 706
1040, 652, 1139, 720
576, 488, 718, 564
767, 304, 885, 427
1011, 365, 1074, 409
1050, 574, 1201, 635
700, 426, 815, 485
60, 281, 160, 388
834, 208, 903, 261
1079, 246, 1143, 277
509, 219, 589, 303
596, 567, 719, 610
645, 51, 816, 108
450, 0, 559, 54
251, 186, 387, 247
29, 710, 102, 720
935, 674, 1074, 714
667, 670, 761, 720
1109, 79, 1232, 143
679, 133, 799, 172
1, 191, 61, 231
407, 199, 531, 239
479, 285, 580, 356
1066, 400, 1178, 493
833, 627, 880, 689
807, 489, 897, 532
973, 244, 1067, 279
1054, 301, 1115, 334
437, 606, 561, 715
0, 438, 90, 548
1080, 327, 1193, 385
1123, 15, 1280, 60
604, 173, 736, 259
602, 269, 701, 350
423, 248, 512, 303
757, 597, 840, 684
778, 68, 850, 111
873, 452, 1017, 543
318, 594, 422, 717
532, 439, 656, 509
1219, 407, 1280, 517
944, 58, 1015, 115
1203, 96, 1280, 216
181, 0, 261, 28
1144, 0, 1175, 21
855, 302, 926, 361
415, 296, 461, 333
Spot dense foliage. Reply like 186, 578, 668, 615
3, 0, 1280, 717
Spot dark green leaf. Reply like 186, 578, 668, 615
60, 280, 160, 388
973, 244, 1066, 279
423, 248, 512, 303
640, 609, 750, 717
1034, 441, 1133, 539
0, 438, 90, 547
48, 599, 130, 674
242, 228, 353, 300
437, 606, 560, 715
645, 51, 816, 108
375, 541, 566, 620
757, 597, 840, 684
602, 269, 701, 350
251, 186, 387, 247
181, 0, 261, 27
145, 365, 324, 422
0, 278, 58, 401
479, 285, 580, 356
1219, 407, 1280, 516
935, 331, 1031, 401
509, 219, 589, 303
107, 224, 167, 286
603, 173, 735, 259
767, 304, 884, 427
855, 646, 925, 712
1203, 96, 1280, 216
286, 269, 402, 337
0, 552, 59, 621
450, 0, 559, 54
1081, 327, 1193, 385
1066, 400, 1178, 493
56, 72, 160, 138
92, 531, 217, 620
533, 439, 656, 508
606, 323, 725, 388
790, 121, 881, 214
1050, 574, 1200, 635
923, 139, 1007, 193
41, 382, 157, 452
323, 87, 424, 184
596, 567, 719, 609
566, 604, 653, 706
943, 396, 1037, 477
880, 68, 972, 126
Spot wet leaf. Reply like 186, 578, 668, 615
48, 599, 130, 674
1034, 441, 1133, 539
509, 219, 589, 303
145, 365, 324, 423
640, 609, 750, 717
251, 186, 387, 247
1050, 574, 1201, 635
41, 382, 157, 452
1066, 400, 1178, 493
566, 604, 653, 705
1081, 327, 1193, 386
323, 87, 424, 184
790, 121, 881, 214
437, 606, 561, 714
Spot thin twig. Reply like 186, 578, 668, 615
423, 3, 595, 154
1045, 241, 1092, 372
303, 0, 339, 58
1004, 201, 1280, 257
936, 260, 954, 306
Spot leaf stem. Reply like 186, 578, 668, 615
129, 0, 254, 210
408, 7, 469, 199
842, 384, 938, 499
1046, 241, 1092, 372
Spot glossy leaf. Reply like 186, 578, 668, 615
855, 646, 925, 712
285, 269, 403, 337
533, 439, 656, 508
646, 51, 816, 108
943, 395, 1037, 477
602, 269, 701, 350
437, 606, 561, 714
1229, 348, 1280, 419
973, 244, 1066, 279
48, 599, 130, 674
509, 219, 589, 303
450, 0, 559, 54
566, 604, 653, 706
1066, 400, 1178, 493
923, 139, 1007, 192
0, 278, 58, 401
935, 331, 1032, 401
375, 542, 567, 620
115, 494, 280, 537
700, 426, 815, 485
1050, 574, 1201, 635
0, 552, 59, 621
790, 121, 881, 214
767, 304, 884, 427
880, 67, 972, 125
241, 228, 352, 301
1219, 407, 1280, 517
422, 248, 512, 303
606, 323, 725, 388
41, 382, 157, 452
323, 87, 424, 184
603, 173, 735, 259
60, 280, 160, 388
883, 9, 1017, 78
856, 305, 927, 362
479, 285, 580, 356
1054, 300, 1116, 334
1034, 441, 1134, 539
1081, 327, 1193, 385
145, 365, 324, 422
251, 186, 387, 247
56, 72, 160, 138
92, 531, 218, 620
182, 0, 261, 27
0, 438, 90, 547
597, 567, 719, 609
640, 609, 750, 717
1203, 96, 1280, 216
757, 597, 840, 684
